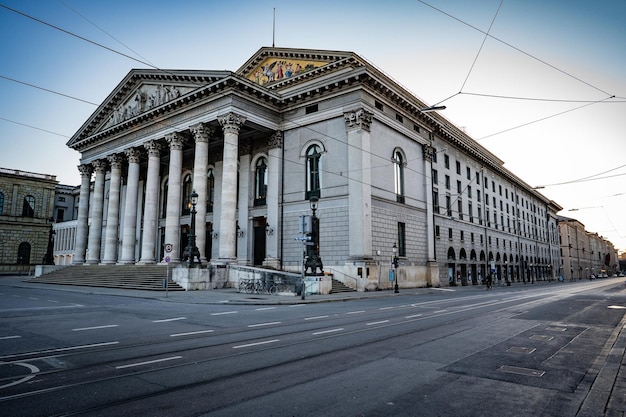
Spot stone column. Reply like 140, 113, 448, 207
86, 159, 107, 264
139, 140, 161, 264
344, 108, 374, 260
190, 123, 213, 263
423, 143, 439, 286
264, 131, 282, 268
119, 147, 141, 264
163, 132, 184, 262
73, 164, 92, 264
102, 154, 123, 264
217, 112, 246, 261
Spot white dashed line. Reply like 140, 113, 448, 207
248, 321, 281, 328
170, 330, 214, 337
305, 315, 329, 320
367, 320, 389, 326
313, 328, 344, 335
72, 325, 119, 331
210, 311, 238, 316
0, 335, 21, 340
153, 317, 187, 323
115, 356, 182, 369
233, 339, 280, 349
346, 310, 365, 315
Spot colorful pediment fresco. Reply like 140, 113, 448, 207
247, 57, 329, 86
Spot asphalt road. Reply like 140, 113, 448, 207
1, 278, 625, 416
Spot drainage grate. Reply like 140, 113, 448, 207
507, 346, 536, 354
498, 365, 545, 377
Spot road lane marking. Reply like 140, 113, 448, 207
313, 328, 344, 335
305, 315, 329, 320
255, 307, 276, 311
0, 362, 39, 389
379, 307, 394, 311
405, 314, 423, 319
232, 339, 279, 349
0, 335, 21, 340
367, 320, 390, 326
346, 310, 365, 315
28, 297, 39, 300
170, 330, 214, 337
153, 317, 187, 323
433, 310, 447, 314
248, 321, 281, 328
72, 325, 119, 331
608, 305, 626, 309
211, 311, 238, 316
115, 356, 182, 369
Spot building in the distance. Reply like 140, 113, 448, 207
0, 167, 57, 274
55, 47, 577, 289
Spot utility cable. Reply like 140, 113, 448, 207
0, 75, 99, 106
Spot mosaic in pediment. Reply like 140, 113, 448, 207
247, 57, 329, 86
104, 84, 195, 129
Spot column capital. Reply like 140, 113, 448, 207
165, 132, 185, 150
78, 164, 93, 178
344, 108, 373, 132
190, 123, 215, 143
422, 144, 435, 162
92, 159, 107, 173
144, 140, 162, 157
268, 131, 283, 149
218, 112, 247, 135
107, 153, 124, 169
125, 147, 142, 164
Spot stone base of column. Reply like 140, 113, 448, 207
426, 260, 440, 288
262, 257, 281, 270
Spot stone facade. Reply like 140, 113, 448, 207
0, 168, 57, 274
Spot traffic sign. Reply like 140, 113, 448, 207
164, 243, 173, 253
165, 256, 171, 263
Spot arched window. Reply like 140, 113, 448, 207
182, 174, 192, 215
207, 169, 215, 213
254, 157, 268, 206
22, 195, 35, 217
394, 150, 405, 203
306, 145, 321, 199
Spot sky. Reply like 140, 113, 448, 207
0, 0, 624, 253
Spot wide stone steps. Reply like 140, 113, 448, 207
28, 265, 184, 291
330, 278, 356, 293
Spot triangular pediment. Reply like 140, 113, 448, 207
237, 47, 356, 87
68, 69, 230, 147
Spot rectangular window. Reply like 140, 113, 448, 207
467, 185, 472, 198
375, 100, 383, 110
432, 148, 437, 163
435, 225, 440, 238
457, 200, 463, 220
398, 222, 406, 257
457, 180, 462, 194
395, 113, 404, 123
456, 161, 461, 175
446, 195, 452, 216
445, 175, 450, 190
444, 154, 450, 169
413, 124, 421, 133
433, 190, 440, 214
305, 104, 318, 114
448, 228, 453, 240
432, 169, 438, 185
466, 167, 471, 180
468, 202, 473, 223
460, 230, 464, 241
471, 232, 475, 243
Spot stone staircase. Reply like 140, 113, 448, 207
27, 264, 184, 291
330, 278, 356, 293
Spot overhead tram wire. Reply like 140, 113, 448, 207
415, 0, 614, 98
0, 4, 161, 72
0, 117, 70, 138
0, 75, 99, 106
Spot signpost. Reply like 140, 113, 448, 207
164, 243, 173, 297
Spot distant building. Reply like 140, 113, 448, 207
0, 167, 57, 274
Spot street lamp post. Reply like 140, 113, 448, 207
393, 243, 399, 293
183, 190, 201, 268
304, 196, 323, 276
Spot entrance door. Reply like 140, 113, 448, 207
253, 217, 266, 266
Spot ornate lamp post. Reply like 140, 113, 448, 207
393, 243, 399, 293
183, 190, 201, 267
304, 196, 323, 276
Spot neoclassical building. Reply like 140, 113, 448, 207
65, 47, 563, 289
